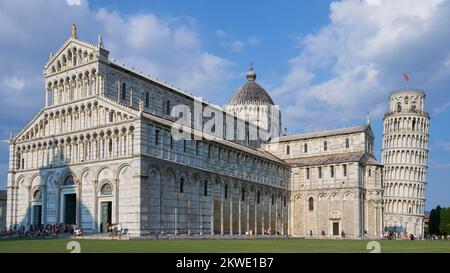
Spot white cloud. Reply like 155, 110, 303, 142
66, 0, 82, 6
276, 0, 450, 130
95, 9, 233, 99
4, 77, 25, 90
247, 35, 261, 45
366, 0, 381, 6
429, 160, 450, 169
215, 30, 260, 52
230, 40, 244, 52
215, 29, 226, 38
434, 141, 450, 152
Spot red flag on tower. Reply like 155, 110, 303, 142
402, 73, 410, 81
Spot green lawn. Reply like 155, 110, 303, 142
0, 238, 449, 253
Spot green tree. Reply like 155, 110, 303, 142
439, 207, 446, 235
436, 206, 442, 234
429, 208, 437, 234
440, 207, 450, 235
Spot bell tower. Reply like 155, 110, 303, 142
382, 89, 430, 238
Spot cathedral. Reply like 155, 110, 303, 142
5, 25, 427, 238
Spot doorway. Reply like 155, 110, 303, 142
333, 222, 339, 236
32, 205, 42, 225
100, 201, 112, 233
64, 194, 76, 224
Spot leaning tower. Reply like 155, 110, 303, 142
382, 89, 430, 238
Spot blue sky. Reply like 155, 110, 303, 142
0, 0, 449, 210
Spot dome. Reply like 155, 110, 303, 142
228, 67, 274, 105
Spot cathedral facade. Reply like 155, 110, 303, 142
5, 26, 425, 239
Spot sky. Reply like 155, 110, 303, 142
0, 0, 449, 210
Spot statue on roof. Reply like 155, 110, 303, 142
71, 23, 77, 39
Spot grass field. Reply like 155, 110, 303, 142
0, 238, 449, 253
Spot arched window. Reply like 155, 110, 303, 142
155, 130, 160, 145
324, 141, 327, 151
108, 139, 113, 155
397, 103, 402, 112
64, 175, 75, 186
308, 197, 314, 211
411, 102, 417, 112
345, 138, 350, 149
121, 82, 126, 100
100, 183, 112, 195
286, 145, 290, 155
241, 187, 246, 201
145, 92, 150, 108
180, 178, 184, 193
33, 189, 41, 200
224, 184, 228, 199
304, 143, 308, 153
204, 180, 208, 196
166, 99, 171, 115
257, 191, 261, 204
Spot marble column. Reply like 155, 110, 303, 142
210, 181, 215, 236
229, 184, 233, 235
220, 182, 224, 236
238, 184, 242, 235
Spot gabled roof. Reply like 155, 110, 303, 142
278, 124, 372, 142
284, 151, 366, 166
284, 151, 381, 167
44, 36, 100, 69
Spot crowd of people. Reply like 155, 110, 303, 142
243, 229, 282, 236
1, 223, 84, 238
384, 231, 416, 240
2, 223, 447, 240
425, 233, 449, 240
107, 223, 124, 237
